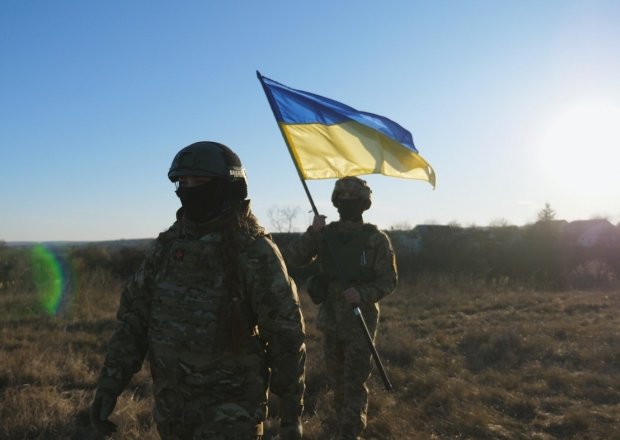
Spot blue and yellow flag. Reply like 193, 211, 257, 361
257, 72, 436, 188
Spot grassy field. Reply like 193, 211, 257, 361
2, 272, 620, 439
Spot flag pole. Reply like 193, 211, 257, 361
256, 70, 319, 216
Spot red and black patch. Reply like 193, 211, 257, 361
174, 249, 185, 261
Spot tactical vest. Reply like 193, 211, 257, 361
148, 230, 258, 369
144, 222, 269, 437
321, 223, 377, 283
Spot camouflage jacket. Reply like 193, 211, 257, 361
286, 220, 397, 335
97, 203, 306, 430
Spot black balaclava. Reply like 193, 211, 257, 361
176, 179, 230, 223
336, 199, 365, 222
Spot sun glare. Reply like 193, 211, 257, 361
539, 99, 620, 195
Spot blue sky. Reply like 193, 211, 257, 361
1, 0, 619, 242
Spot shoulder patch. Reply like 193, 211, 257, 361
157, 222, 182, 242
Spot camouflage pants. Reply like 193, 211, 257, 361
323, 330, 374, 440
154, 389, 265, 440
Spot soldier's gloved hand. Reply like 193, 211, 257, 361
310, 214, 327, 232
342, 286, 361, 305
279, 418, 303, 440
91, 388, 118, 436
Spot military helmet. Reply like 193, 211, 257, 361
169, 141, 248, 201
331, 176, 372, 210
168, 141, 247, 183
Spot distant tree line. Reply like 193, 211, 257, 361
386, 219, 620, 290
0, 241, 151, 293
1, 217, 618, 294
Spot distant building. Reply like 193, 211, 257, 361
563, 219, 619, 248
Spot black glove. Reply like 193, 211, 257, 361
91, 388, 118, 436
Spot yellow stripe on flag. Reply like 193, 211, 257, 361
281, 120, 436, 186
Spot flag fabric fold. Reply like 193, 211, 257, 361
257, 72, 436, 188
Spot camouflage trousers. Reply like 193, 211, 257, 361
153, 389, 265, 440
323, 329, 374, 440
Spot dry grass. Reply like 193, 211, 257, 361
2, 273, 620, 439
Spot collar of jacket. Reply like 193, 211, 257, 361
335, 219, 365, 232
176, 200, 252, 238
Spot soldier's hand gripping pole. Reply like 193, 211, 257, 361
353, 306, 393, 391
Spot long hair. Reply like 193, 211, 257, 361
217, 203, 265, 352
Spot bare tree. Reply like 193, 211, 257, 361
267, 205, 301, 233
537, 202, 556, 222
489, 217, 511, 227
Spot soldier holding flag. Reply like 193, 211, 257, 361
286, 176, 397, 440
257, 71, 433, 439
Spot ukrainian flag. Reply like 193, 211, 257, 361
257, 72, 436, 188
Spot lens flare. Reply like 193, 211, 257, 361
30, 245, 71, 315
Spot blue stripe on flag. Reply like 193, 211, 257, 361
259, 75, 418, 153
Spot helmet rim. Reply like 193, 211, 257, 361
168, 141, 247, 182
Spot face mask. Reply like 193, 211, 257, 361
176, 180, 228, 222
337, 199, 365, 222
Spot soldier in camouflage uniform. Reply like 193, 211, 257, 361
286, 176, 397, 440
91, 141, 306, 440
